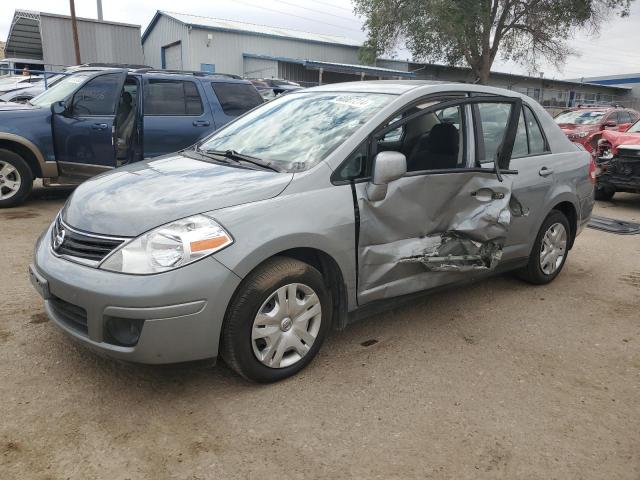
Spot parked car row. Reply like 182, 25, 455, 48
0, 66, 264, 207
26, 80, 595, 382
554, 105, 640, 200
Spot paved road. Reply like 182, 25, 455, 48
1, 186, 639, 479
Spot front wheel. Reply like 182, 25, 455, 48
0, 148, 33, 208
221, 257, 331, 382
516, 210, 570, 285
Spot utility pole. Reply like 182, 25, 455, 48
69, 0, 81, 64
97, 0, 103, 20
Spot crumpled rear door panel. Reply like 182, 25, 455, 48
357, 172, 514, 304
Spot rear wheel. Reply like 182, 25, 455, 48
517, 210, 570, 285
594, 183, 615, 201
0, 148, 33, 208
221, 257, 331, 382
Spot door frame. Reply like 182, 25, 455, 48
353, 93, 524, 305
52, 69, 128, 178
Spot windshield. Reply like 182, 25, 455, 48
199, 91, 393, 171
30, 72, 91, 107
626, 120, 640, 133
555, 110, 606, 125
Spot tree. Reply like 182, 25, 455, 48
353, 0, 634, 84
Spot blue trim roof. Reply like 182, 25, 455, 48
588, 77, 640, 86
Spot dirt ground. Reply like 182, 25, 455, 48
1, 185, 639, 480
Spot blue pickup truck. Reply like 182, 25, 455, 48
0, 67, 264, 207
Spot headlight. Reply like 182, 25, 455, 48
100, 215, 233, 274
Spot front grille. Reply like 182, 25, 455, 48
52, 216, 125, 263
49, 295, 88, 334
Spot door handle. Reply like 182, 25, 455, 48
91, 123, 108, 130
538, 166, 554, 177
192, 120, 211, 127
471, 189, 505, 201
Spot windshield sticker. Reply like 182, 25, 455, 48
68, 77, 85, 84
330, 95, 374, 108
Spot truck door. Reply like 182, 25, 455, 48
142, 78, 214, 157
352, 95, 522, 305
52, 70, 126, 178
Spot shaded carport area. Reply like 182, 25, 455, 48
243, 53, 416, 86
4, 10, 44, 61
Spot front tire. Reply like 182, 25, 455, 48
0, 148, 33, 208
221, 257, 331, 382
517, 210, 570, 285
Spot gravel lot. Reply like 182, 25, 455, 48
1, 185, 639, 480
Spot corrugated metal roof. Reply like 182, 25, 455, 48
242, 53, 415, 78
159, 11, 362, 48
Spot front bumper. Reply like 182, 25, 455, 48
32, 224, 242, 364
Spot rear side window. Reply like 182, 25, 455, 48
619, 111, 631, 124
71, 73, 122, 116
524, 106, 547, 154
145, 80, 203, 116
476, 103, 512, 163
211, 82, 263, 117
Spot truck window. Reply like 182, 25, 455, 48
145, 80, 203, 116
71, 73, 122, 116
211, 82, 263, 117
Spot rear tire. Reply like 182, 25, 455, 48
221, 257, 331, 382
0, 148, 33, 208
516, 210, 571, 285
594, 184, 615, 201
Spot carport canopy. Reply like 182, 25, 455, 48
4, 10, 43, 60
243, 53, 416, 80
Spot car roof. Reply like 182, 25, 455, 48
301, 80, 534, 99
66, 67, 252, 84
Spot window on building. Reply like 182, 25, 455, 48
145, 80, 203, 116
211, 82, 263, 117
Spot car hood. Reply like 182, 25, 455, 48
599, 129, 640, 154
0, 101, 38, 111
558, 124, 597, 133
63, 153, 294, 236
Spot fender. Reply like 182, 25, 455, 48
0, 132, 58, 178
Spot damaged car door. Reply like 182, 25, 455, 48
354, 95, 522, 304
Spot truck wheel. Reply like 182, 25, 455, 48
516, 210, 570, 285
0, 148, 33, 208
221, 257, 331, 382
594, 184, 615, 201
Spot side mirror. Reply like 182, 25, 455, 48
51, 101, 68, 116
366, 151, 407, 201
603, 120, 616, 129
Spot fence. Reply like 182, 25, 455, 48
0, 67, 70, 89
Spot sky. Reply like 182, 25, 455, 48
1, 0, 639, 80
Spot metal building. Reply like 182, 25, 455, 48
4, 9, 144, 69
141, 11, 415, 83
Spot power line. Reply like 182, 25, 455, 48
312, 0, 356, 13
231, 0, 364, 34
270, 0, 358, 23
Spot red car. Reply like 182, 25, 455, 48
555, 106, 639, 152
586, 120, 640, 200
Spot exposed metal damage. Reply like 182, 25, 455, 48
356, 173, 523, 303
399, 233, 504, 272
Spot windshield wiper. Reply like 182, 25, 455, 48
202, 149, 282, 172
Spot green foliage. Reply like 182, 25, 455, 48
353, 0, 634, 83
